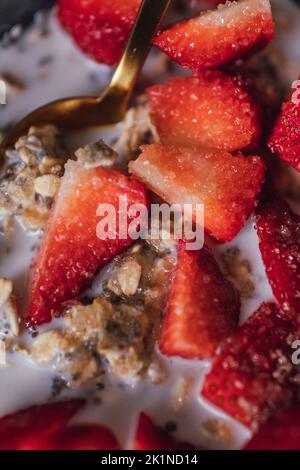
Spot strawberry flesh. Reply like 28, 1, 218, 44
159, 241, 240, 359
0, 400, 83, 450
129, 144, 265, 243
57, 0, 141, 65
255, 188, 300, 321
28, 159, 148, 326
154, 0, 274, 73
0, 400, 120, 450
147, 72, 262, 152
202, 303, 299, 431
244, 404, 300, 450
268, 78, 300, 172
134, 413, 196, 450
55, 425, 120, 450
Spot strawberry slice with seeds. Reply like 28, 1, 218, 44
154, 0, 274, 73
0, 400, 83, 450
255, 188, 300, 320
268, 78, 300, 172
134, 413, 196, 450
129, 144, 265, 243
0, 400, 120, 450
57, 0, 141, 65
159, 242, 240, 359
28, 159, 148, 326
147, 72, 262, 152
202, 303, 299, 431
55, 425, 120, 450
244, 404, 300, 450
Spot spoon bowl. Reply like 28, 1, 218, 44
1, 0, 171, 152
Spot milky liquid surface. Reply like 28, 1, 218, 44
0, 0, 299, 450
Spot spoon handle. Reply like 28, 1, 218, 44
98, 0, 171, 119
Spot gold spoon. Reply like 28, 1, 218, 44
1, 0, 171, 154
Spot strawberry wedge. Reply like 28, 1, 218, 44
159, 242, 240, 359
28, 159, 148, 326
0, 400, 83, 450
244, 404, 300, 450
57, 0, 141, 65
55, 425, 120, 450
129, 144, 265, 243
134, 413, 196, 450
268, 77, 300, 172
0, 400, 120, 450
154, 0, 274, 73
255, 189, 300, 321
202, 303, 299, 431
147, 72, 262, 152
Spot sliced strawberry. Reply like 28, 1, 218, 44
160, 242, 240, 359
28, 159, 148, 326
244, 404, 300, 450
202, 303, 299, 431
129, 144, 265, 243
0, 400, 120, 450
55, 425, 120, 450
134, 413, 196, 450
0, 400, 84, 450
57, 0, 141, 65
268, 78, 300, 172
255, 189, 300, 320
147, 72, 261, 152
154, 0, 274, 73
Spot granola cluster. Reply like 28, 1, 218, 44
115, 96, 159, 161
0, 125, 66, 230
30, 239, 176, 386
75, 139, 119, 169
0, 278, 20, 365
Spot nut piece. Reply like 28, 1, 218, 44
115, 96, 159, 161
117, 259, 142, 296
0, 278, 19, 338
34, 175, 61, 198
75, 140, 118, 169
31, 329, 103, 387
0, 125, 66, 231
0, 73, 25, 96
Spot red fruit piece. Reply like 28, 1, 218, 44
147, 72, 261, 152
159, 241, 240, 359
55, 425, 120, 450
268, 77, 300, 172
202, 302, 299, 431
28, 159, 148, 326
255, 189, 300, 320
0, 400, 120, 450
134, 413, 196, 450
0, 400, 83, 450
57, 0, 141, 65
244, 404, 300, 450
154, 0, 274, 73
129, 144, 265, 243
